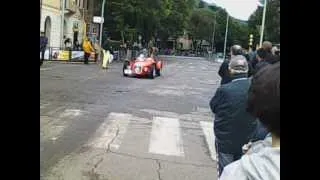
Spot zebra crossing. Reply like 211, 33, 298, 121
81, 111, 215, 161
41, 109, 216, 161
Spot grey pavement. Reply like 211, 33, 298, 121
40, 57, 222, 180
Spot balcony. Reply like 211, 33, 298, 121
65, 0, 77, 14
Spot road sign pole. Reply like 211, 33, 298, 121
99, 0, 106, 48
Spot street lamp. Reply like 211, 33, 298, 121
211, 14, 216, 51
249, 34, 253, 47
60, 0, 65, 48
223, 14, 229, 60
99, 0, 106, 48
259, 0, 267, 47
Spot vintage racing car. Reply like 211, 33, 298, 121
122, 49, 163, 79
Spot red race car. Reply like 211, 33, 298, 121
122, 49, 163, 79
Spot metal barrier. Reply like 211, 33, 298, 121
40, 47, 94, 62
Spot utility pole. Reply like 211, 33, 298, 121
259, 0, 267, 47
99, 0, 106, 48
60, 0, 66, 49
223, 14, 229, 60
211, 14, 216, 51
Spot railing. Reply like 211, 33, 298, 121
40, 47, 91, 62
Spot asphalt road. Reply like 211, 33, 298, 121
40, 57, 222, 180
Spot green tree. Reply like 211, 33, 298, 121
248, 0, 280, 44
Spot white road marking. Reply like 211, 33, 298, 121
40, 68, 53, 71
59, 109, 84, 118
40, 116, 69, 142
40, 102, 50, 109
149, 116, 184, 157
200, 121, 216, 161
87, 112, 132, 150
148, 89, 184, 96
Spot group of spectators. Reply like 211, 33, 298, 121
210, 41, 280, 179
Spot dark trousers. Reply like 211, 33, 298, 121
84, 53, 90, 64
40, 50, 45, 66
215, 142, 242, 177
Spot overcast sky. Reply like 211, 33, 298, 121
202, 0, 260, 21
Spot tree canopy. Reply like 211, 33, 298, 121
96, 0, 279, 50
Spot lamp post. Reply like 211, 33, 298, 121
99, 0, 106, 48
211, 14, 216, 51
259, 0, 267, 47
223, 14, 229, 60
60, 0, 66, 49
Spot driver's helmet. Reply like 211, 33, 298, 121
142, 48, 148, 56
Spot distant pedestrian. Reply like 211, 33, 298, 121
210, 55, 258, 177
74, 40, 80, 50
82, 37, 95, 64
64, 37, 72, 50
40, 32, 48, 66
220, 62, 280, 180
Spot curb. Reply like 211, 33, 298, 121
44, 60, 97, 64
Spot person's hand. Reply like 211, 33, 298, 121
242, 141, 253, 154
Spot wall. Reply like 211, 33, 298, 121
41, 5, 62, 48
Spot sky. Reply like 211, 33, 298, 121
203, 0, 261, 21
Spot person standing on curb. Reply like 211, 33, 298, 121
40, 32, 48, 66
218, 45, 243, 85
220, 62, 280, 180
210, 55, 257, 177
82, 37, 95, 65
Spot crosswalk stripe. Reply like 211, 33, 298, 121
148, 116, 184, 157
87, 112, 132, 150
200, 121, 216, 161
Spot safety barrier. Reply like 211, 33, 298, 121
40, 47, 95, 62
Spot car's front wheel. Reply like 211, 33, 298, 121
149, 65, 156, 79
123, 62, 129, 77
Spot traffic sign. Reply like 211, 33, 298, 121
93, 16, 104, 24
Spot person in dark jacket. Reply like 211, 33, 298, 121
254, 48, 269, 71
40, 32, 48, 66
218, 45, 242, 85
210, 55, 257, 177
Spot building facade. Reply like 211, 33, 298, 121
40, 0, 62, 48
40, 0, 98, 49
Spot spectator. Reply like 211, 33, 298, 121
64, 37, 72, 50
262, 41, 278, 64
82, 37, 95, 65
218, 45, 253, 84
210, 55, 258, 177
218, 45, 243, 85
220, 62, 280, 180
249, 46, 257, 62
272, 46, 280, 62
253, 48, 270, 74
40, 32, 48, 66
74, 40, 80, 51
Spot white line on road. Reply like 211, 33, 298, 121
149, 116, 184, 157
200, 121, 216, 161
40, 68, 53, 71
88, 112, 132, 150
59, 109, 84, 118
